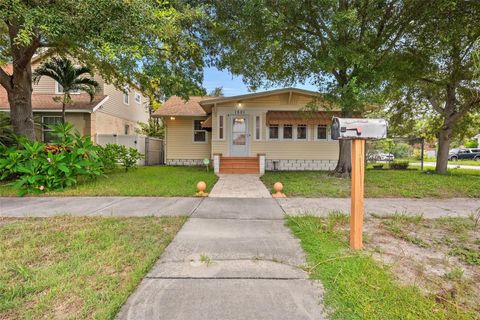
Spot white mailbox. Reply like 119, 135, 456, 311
331, 117, 387, 140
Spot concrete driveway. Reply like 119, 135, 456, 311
116, 198, 325, 320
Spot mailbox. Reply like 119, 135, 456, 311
331, 117, 387, 140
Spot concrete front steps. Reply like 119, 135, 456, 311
219, 157, 260, 174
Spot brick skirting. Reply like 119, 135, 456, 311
167, 159, 205, 166
266, 159, 337, 171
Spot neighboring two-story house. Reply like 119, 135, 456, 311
0, 55, 149, 142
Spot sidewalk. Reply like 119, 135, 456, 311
116, 197, 325, 320
1, 196, 478, 218
209, 174, 271, 198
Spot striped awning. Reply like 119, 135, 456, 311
266, 111, 341, 125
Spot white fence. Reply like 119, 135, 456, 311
95, 134, 164, 166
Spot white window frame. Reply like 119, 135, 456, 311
193, 119, 208, 143
55, 82, 80, 95
254, 115, 262, 141
268, 124, 279, 140
134, 92, 141, 104
315, 125, 330, 141
41, 116, 63, 143
295, 124, 308, 141
282, 124, 294, 140
218, 115, 225, 140
123, 88, 130, 105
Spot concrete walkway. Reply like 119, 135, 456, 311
209, 174, 271, 198
279, 197, 480, 218
116, 198, 325, 320
1, 196, 478, 218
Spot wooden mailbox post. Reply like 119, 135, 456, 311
331, 118, 387, 250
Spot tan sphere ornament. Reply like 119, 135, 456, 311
196, 181, 208, 197
272, 182, 286, 198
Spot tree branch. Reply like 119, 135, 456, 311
0, 66, 12, 91
426, 94, 444, 114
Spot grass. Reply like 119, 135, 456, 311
286, 215, 477, 319
261, 168, 480, 198
0, 166, 218, 197
0, 216, 186, 319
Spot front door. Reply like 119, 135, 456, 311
230, 116, 249, 156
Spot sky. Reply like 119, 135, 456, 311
202, 66, 318, 96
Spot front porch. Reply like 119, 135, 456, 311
214, 154, 265, 175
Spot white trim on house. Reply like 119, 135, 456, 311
192, 119, 208, 144
92, 95, 110, 112
55, 81, 80, 95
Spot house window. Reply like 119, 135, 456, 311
42, 116, 62, 143
269, 125, 279, 139
193, 119, 207, 142
124, 124, 130, 135
255, 115, 261, 140
317, 125, 328, 140
218, 115, 224, 139
296, 124, 307, 140
56, 82, 80, 94
123, 88, 130, 105
135, 92, 141, 104
283, 124, 293, 139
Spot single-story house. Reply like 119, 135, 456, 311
153, 88, 341, 174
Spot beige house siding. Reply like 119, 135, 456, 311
100, 83, 149, 127
164, 117, 211, 162
94, 110, 140, 136
210, 92, 339, 160
33, 112, 91, 142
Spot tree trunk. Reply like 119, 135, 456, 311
333, 139, 352, 176
62, 101, 66, 123
7, 62, 35, 140
435, 125, 452, 174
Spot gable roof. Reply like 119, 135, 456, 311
0, 87, 108, 112
152, 96, 211, 117
199, 87, 320, 106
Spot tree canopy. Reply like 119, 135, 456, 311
0, 0, 205, 138
201, 0, 430, 174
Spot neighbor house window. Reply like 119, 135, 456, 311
296, 124, 307, 140
42, 116, 62, 143
317, 125, 328, 140
255, 115, 261, 140
283, 124, 293, 139
269, 125, 279, 139
193, 119, 207, 142
56, 82, 80, 94
218, 115, 224, 139
123, 88, 129, 105
135, 92, 141, 104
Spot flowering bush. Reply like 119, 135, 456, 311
0, 123, 103, 195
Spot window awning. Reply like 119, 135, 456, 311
266, 111, 341, 126
201, 115, 212, 128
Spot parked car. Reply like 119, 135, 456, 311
368, 151, 395, 162
448, 148, 480, 161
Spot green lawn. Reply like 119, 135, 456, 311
0, 166, 218, 197
261, 168, 480, 198
286, 215, 477, 320
0, 216, 186, 319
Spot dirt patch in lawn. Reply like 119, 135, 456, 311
362, 213, 480, 316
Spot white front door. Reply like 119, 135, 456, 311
230, 116, 249, 156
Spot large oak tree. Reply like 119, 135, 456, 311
201, 0, 430, 175
0, 0, 204, 139
387, 0, 480, 173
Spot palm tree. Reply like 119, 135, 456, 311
33, 57, 99, 123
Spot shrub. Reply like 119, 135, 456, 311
389, 160, 410, 170
372, 164, 384, 170
96, 144, 143, 171
465, 140, 478, 148
0, 123, 103, 195
391, 143, 411, 159
0, 113, 16, 147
